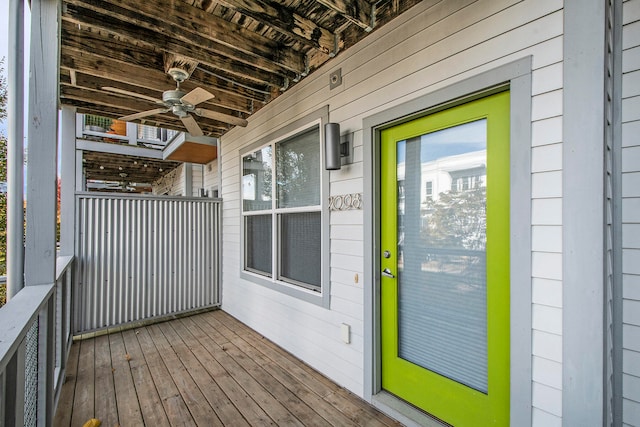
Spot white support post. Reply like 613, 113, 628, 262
7, 0, 25, 300
184, 162, 193, 196
59, 107, 76, 257
126, 122, 138, 145
24, 0, 61, 287
75, 150, 85, 192
563, 0, 606, 424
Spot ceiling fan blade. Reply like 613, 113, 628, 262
119, 108, 169, 122
195, 108, 248, 127
180, 87, 215, 106
102, 87, 164, 104
181, 114, 204, 136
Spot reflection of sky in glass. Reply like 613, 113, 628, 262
396, 119, 487, 162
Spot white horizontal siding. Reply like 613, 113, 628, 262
532, 198, 562, 225
532, 407, 562, 427
533, 330, 562, 363
532, 381, 562, 417
532, 116, 563, 147
623, 1, 640, 423
532, 278, 562, 308
217, 0, 565, 423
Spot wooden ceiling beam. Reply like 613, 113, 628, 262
315, 0, 375, 31
192, 0, 337, 54
60, 21, 285, 91
64, 0, 306, 75
61, 25, 270, 104
60, 46, 253, 114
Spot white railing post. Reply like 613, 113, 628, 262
7, 0, 25, 301
2, 341, 26, 426
37, 297, 55, 427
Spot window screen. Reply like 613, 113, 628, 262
245, 215, 272, 276
280, 212, 321, 289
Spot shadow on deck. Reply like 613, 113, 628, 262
54, 309, 402, 426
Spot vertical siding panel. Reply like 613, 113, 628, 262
623, 0, 640, 425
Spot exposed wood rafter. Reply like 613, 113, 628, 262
58, 0, 423, 179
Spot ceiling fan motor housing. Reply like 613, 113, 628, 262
163, 89, 187, 106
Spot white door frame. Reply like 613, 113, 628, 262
362, 57, 533, 426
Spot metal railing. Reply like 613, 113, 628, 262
0, 255, 74, 426
75, 193, 221, 334
80, 114, 179, 149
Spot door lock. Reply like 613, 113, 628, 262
381, 268, 395, 278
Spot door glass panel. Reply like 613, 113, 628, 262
397, 119, 488, 392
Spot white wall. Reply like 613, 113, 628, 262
622, 0, 640, 425
203, 159, 219, 197
153, 164, 186, 195
153, 161, 219, 197
219, 0, 564, 424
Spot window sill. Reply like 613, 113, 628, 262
240, 270, 329, 308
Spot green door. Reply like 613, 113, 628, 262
380, 92, 510, 426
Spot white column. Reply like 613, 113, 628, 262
184, 162, 193, 196
59, 107, 76, 257
7, 0, 25, 300
24, 0, 60, 288
563, 0, 606, 424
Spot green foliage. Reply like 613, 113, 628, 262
0, 58, 6, 121
422, 187, 487, 251
1, 58, 6, 304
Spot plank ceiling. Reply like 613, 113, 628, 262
59, 0, 422, 138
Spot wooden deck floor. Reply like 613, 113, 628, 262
54, 309, 403, 427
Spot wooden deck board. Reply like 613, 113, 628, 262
109, 331, 145, 425
54, 310, 403, 427
70, 339, 95, 427
53, 340, 80, 427
135, 326, 196, 426
93, 334, 119, 426
121, 329, 172, 427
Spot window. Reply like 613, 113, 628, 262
425, 181, 433, 199
242, 125, 324, 293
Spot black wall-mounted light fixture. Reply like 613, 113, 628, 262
324, 123, 353, 170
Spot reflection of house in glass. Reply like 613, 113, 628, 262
398, 149, 487, 205
397, 148, 487, 253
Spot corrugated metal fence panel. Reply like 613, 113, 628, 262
74, 194, 220, 333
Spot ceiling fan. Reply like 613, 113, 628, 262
103, 68, 248, 136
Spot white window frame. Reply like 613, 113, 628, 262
239, 107, 330, 307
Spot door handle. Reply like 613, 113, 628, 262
381, 268, 395, 279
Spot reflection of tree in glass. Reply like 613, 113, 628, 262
422, 187, 486, 251
259, 158, 272, 201
277, 147, 308, 204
